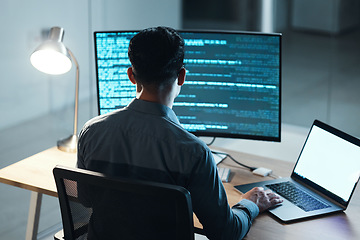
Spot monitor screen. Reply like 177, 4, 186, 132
94, 30, 281, 142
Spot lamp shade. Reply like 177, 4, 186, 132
30, 27, 72, 75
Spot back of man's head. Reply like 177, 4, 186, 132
128, 26, 184, 88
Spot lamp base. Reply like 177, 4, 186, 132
57, 134, 78, 153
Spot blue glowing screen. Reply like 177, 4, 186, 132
94, 30, 281, 141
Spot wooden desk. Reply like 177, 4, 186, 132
0, 147, 359, 240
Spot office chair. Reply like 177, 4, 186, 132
53, 165, 195, 240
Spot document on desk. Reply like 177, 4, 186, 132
211, 151, 230, 182
212, 151, 227, 165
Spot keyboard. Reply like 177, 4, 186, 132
266, 181, 330, 212
217, 167, 230, 182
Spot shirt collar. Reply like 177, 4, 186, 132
127, 98, 181, 126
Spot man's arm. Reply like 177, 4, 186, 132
76, 130, 93, 208
188, 149, 282, 240
187, 149, 254, 239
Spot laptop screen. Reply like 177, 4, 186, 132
293, 121, 360, 203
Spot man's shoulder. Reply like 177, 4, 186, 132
170, 126, 211, 156
80, 109, 127, 135
86, 109, 126, 125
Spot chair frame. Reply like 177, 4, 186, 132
53, 165, 194, 240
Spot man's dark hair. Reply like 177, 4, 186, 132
128, 26, 185, 87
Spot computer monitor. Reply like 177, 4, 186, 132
94, 30, 281, 142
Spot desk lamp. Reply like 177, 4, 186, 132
30, 26, 79, 153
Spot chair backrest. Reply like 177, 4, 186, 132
53, 165, 194, 240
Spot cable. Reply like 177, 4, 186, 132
269, 173, 282, 179
211, 150, 256, 171
227, 154, 257, 171
206, 137, 216, 146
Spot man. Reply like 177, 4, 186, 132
77, 26, 282, 239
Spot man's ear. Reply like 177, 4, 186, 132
177, 68, 186, 86
127, 67, 136, 84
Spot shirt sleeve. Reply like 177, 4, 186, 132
77, 125, 89, 170
187, 149, 259, 240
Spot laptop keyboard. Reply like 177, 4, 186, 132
266, 181, 330, 212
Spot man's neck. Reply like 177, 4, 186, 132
136, 86, 175, 108
137, 94, 173, 108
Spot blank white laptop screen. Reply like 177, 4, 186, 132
293, 125, 360, 202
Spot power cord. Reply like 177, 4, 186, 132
206, 137, 216, 146
212, 150, 279, 178
211, 150, 256, 171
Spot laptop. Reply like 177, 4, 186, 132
235, 120, 360, 222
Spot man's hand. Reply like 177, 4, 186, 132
241, 187, 283, 212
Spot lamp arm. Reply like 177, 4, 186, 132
67, 49, 79, 136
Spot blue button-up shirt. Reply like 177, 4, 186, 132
78, 98, 259, 239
